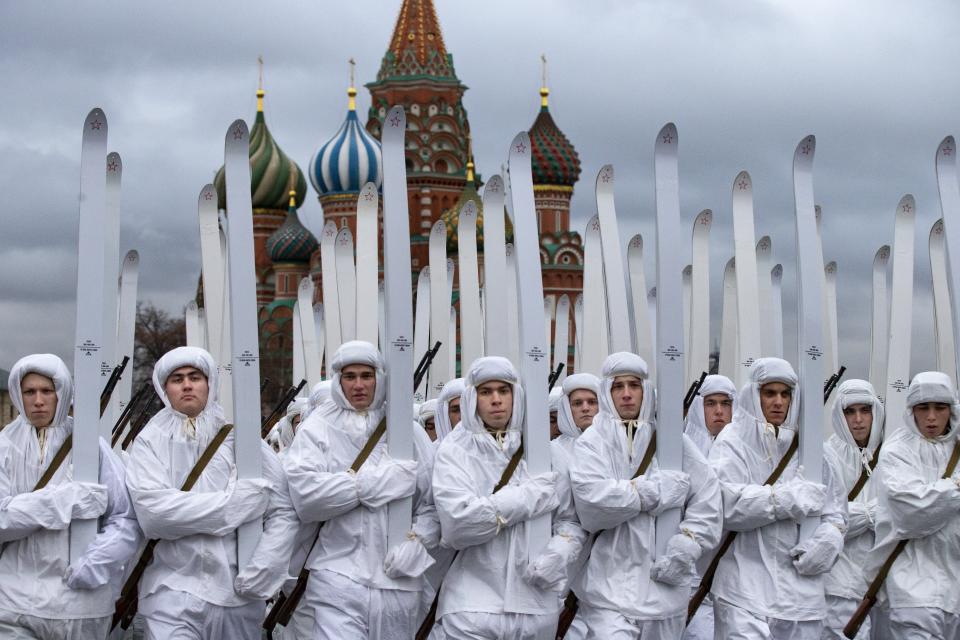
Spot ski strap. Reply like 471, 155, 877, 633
843, 438, 960, 638
847, 444, 882, 502
687, 430, 799, 625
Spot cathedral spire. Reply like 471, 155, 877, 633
376, 0, 456, 81
347, 57, 357, 111
257, 55, 265, 113
540, 54, 549, 109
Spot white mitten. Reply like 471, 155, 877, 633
790, 523, 844, 576
356, 458, 418, 509
383, 533, 435, 579
650, 533, 700, 586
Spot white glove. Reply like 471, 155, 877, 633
230, 478, 271, 526
650, 533, 701, 586
59, 482, 109, 520
523, 533, 578, 591
383, 533, 435, 579
790, 523, 844, 575
491, 472, 560, 527
634, 470, 690, 514
773, 477, 826, 520
846, 501, 876, 537
356, 458, 418, 509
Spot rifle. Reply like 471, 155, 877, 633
547, 363, 565, 392
687, 432, 800, 624
261, 379, 307, 439
843, 440, 960, 638
112, 424, 235, 630
260, 377, 270, 394
120, 391, 161, 451
823, 365, 846, 402
32, 357, 131, 491
682, 371, 709, 418
417, 370, 563, 640
110, 381, 151, 448
265, 342, 443, 633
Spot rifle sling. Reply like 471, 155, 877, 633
34, 435, 73, 491
847, 444, 882, 502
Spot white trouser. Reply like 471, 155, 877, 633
888, 607, 960, 640
713, 599, 821, 640
565, 612, 588, 640
441, 611, 556, 640
579, 603, 684, 640
0, 609, 110, 640
307, 569, 419, 640
279, 598, 314, 640
684, 594, 714, 640
139, 587, 263, 640
821, 595, 869, 639
869, 607, 891, 640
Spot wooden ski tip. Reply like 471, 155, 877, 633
656, 123, 678, 147
84, 108, 108, 133
897, 194, 916, 216
596, 164, 615, 187
225, 119, 249, 146
123, 249, 139, 265
509, 132, 531, 157
733, 170, 752, 192
939, 136, 956, 158
484, 174, 503, 195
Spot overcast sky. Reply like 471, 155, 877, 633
1, 0, 958, 383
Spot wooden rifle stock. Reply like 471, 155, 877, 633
120, 392, 159, 451
110, 381, 151, 448
682, 371, 709, 418
261, 379, 307, 439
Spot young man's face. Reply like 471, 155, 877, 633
549, 411, 560, 440
611, 375, 644, 421
476, 380, 512, 431
341, 364, 377, 411
843, 403, 873, 447
20, 372, 58, 428
913, 402, 952, 438
165, 366, 209, 418
569, 389, 599, 430
759, 382, 792, 427
447, 397, 461, 429
423, 417, 437, 442
703, 393, 734, 437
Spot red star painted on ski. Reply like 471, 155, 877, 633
90, 119, 102, 130
325, 228, 335, 237
107, 160, 118, 172
591, 220, 600, 231
363, 192, 375, 201
203, 192, 213, 201
600, 171, 611, 183
935, 223, 943, 235
944, 145, 954, 157
737, 179, 749, 190
662, 133, 674, 144
389, 115, 402, 127
232, 126, 244, 140
902, 203, 913, 213
800, 144, 812, 155
515, 141, 527, 154
489, 184, 500, 193
701, 215, 711, 225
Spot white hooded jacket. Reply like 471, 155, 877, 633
824, 379, 884, 600
432, 356, 561, 618
683, 375, 737, 457
868, 371, 960, 614
282, 341, 439, 592
0, 354, 141, 620
707, 357, 847, 620
124, 346, 298, 606
569, 352, 723, 619
435, 378, 464, 442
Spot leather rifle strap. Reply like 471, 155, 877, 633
33, 435, 74, 491
847, 444, 882, 502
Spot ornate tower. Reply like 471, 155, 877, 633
365, 0, 472, 270
214, 70, 307, 307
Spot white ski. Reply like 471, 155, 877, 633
792, 135, 824, 541
929, 220, 956, 384
505, 243, 521, 366
507, 132, 552, 574
72, 108, 108, 562
298, 277, 322, 388
224, 119, 263, 564
935, 136, 960, 386
689, 211, 712, 382
824, 261, 840, 373
653, 123, 684, 556
553, 294, 570, 383
186, 301, 202, 348
413, 266, 430, 402
113, 250, 139, 425
756, 236, 775, 357
719, 257, 739, 380
429, 220, 451, 397
815, 206, 832, 384
458, 200, 483, 372
574, 294, 584, 374
647, 287, 658, 361
449, 306, 457, 376
885, 195, 916, 430
314, 303, 326, 379
581, 216, 609, 374
595, 165, 633, 351
627, 234, 655, 379
356, 182, 380, 345
732, 171, 762, 388
320, 220, 343, 359
544, 296, 556, 370
482, 175, 508, 357
335, 226, 357, 343
771, 264, 784, 359
292, 301, 305, 386
198, 184, 224, 363
380, 106, 415, 547
101, 151, 122, 436
682, 265, 692, 382
218, 218, 234, 421
868, 246, 890, 400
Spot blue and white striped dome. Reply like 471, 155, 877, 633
310, 92, 382, 196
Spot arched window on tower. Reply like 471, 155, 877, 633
436, 159, 448, 174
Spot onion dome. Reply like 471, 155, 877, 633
528, 73, 581, 188
214, 87, 307, 211
310, 73, 383, 196
267, 191, 319, 263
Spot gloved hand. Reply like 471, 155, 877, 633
790, 523, 844, 575
64, 557, 108, 590
846, 500, 876, 538
356, 458, 418, 509
230, 478, 271, 526
633, 470, 690, 514
384, 533, 435, 579
773, 477, 826, 520
650, 533, 701, 586
523, 533, 578, 591
491, 472, 560, 528
58, 482, 109, 520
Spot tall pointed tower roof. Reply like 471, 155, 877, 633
373, 0, 459, 83
528, 56, 581, 188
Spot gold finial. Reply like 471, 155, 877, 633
288, 189, 297, 208
539, 53, 549, 108
466, 132, 475, 184
257, 55, 265, 112
347, 58, 357, 111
